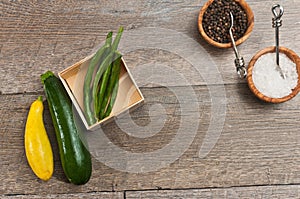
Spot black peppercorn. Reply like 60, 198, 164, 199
202, 0, 248, 44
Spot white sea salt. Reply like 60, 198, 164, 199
252, 52, 298, 98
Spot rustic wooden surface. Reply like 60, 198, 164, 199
1, 0, 300, 198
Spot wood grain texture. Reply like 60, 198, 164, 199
1, 0, 300, 198
0, 192, 123, 199
126, 185, 300, 199
1, 0, 299, 94
2, 85, 300, 195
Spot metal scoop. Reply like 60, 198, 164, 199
229, 12, 247, 79
272, 4, 286, 79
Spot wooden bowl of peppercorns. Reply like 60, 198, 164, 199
198, 0, 254, 48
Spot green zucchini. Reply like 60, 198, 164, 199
41, 71, 92, 185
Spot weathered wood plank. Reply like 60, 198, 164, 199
0, 94, 126, 194
0, 192, 123, 199
1, 0, 300, 197
0, 0, 299, 94
1, 84, 300, 195
126, 185, 300, 199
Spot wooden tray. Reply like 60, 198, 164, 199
59, 56, 144, 130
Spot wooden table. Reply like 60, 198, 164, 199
1, 0, 300, 198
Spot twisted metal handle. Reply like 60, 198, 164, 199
272, 5, 285, 79
235, 57, 247, 79
272, 4, 284, 28
229, 12, 247, 79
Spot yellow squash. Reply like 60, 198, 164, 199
25, 96, 53, 181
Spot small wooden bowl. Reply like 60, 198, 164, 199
247, 46, 300, 103
198, 0, 254, 48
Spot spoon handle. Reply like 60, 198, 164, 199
229, 12, 247, 79
272, 4, 284, 66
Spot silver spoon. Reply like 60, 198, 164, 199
272, 4, 286, 79
229, 12, 247, 79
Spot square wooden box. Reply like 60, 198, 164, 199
58, 54, 144, 131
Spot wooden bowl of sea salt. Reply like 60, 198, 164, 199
247, 46, 300, 103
